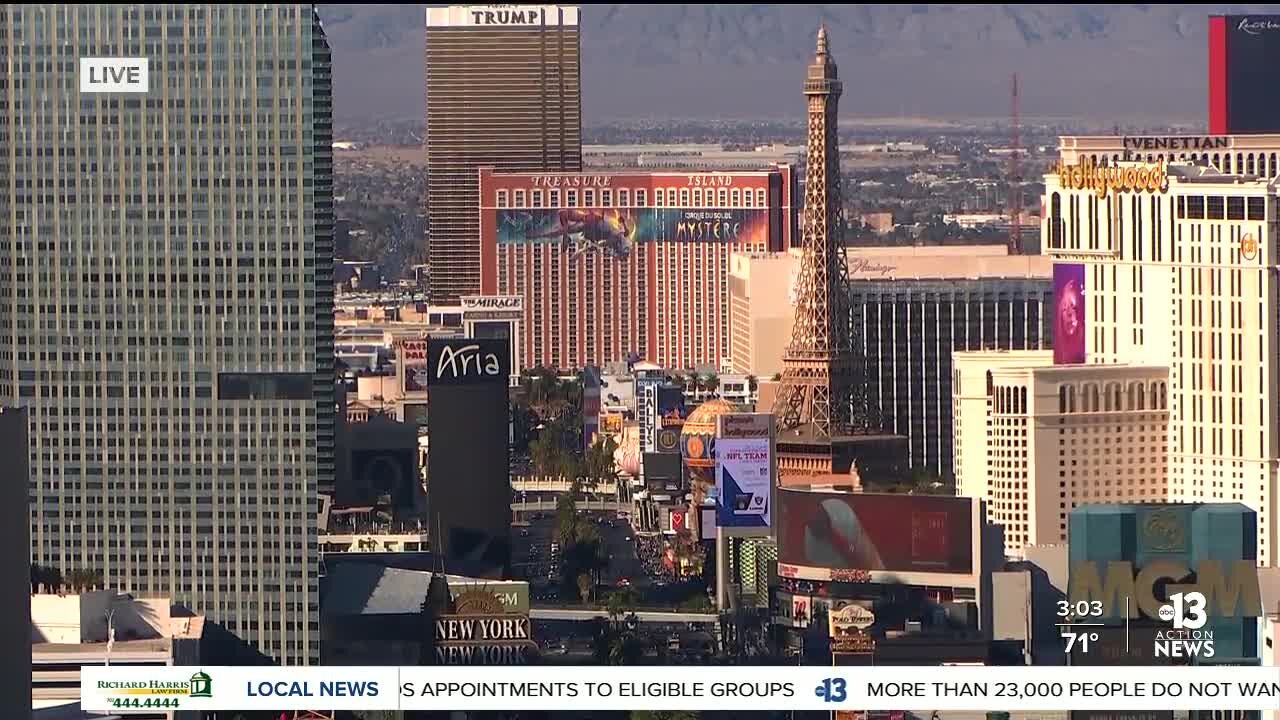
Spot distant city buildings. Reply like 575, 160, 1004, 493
424, 4, 583, 304
477, 165, 797, 371
0, 4, 333, 663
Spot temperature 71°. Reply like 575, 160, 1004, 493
1062, 629, 1099, 653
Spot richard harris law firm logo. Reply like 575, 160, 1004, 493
79, 58, 148, 93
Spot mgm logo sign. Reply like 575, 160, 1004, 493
1068, 559, 1261, 659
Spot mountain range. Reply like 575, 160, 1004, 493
317, 4, 1280, 125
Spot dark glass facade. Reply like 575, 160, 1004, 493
852, 278, 1053, 479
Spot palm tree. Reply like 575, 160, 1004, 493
606, 592, 627, 627
576, 573, 593, 604
702, 373, 719, 395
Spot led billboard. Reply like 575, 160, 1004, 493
777, 491, 973, 575
495, 207, 770, 258
1053, 263, 1086, 365
715, 413, 773, 530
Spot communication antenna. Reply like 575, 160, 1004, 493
1008, 72, 1023, 255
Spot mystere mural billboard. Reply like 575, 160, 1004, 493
495, 208, 770, 259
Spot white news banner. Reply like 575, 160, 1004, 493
81, 665, 1280, 714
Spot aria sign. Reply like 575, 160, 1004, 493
1056, 158, 1168, 198
426, 338, 509, 387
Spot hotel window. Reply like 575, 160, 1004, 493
1185, 195, 1205, 220
532, 190, 544, 207
636, 189, 647, 206
718, 188, 728, 206
602, 189, 613, 206
756, 189, 766, 206
550, 190, 561, 207
1247, 197, 1266, 220
1227, 196, 1245, 220
1207, 195, 1224, 220
496, 189, 509, 208
619, 189, 630, 206
693, 188, 703, 205
731, 188, 741, 206
567, 189, 578, 207
680, 188, 690, 206
584, 189, 595, 206
654, 188, 665, 206
743, 190, 753, 208
514, 189, 526, 207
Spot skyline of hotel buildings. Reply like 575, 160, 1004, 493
424, 4, 583, 305
958, 133, 1280, 563
0, 3, 333, 664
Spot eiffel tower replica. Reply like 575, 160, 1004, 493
772, 27, 898, 483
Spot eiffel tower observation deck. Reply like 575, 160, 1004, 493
770, 27, 906, 486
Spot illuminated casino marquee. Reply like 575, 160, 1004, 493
1055, 158, 1168, 198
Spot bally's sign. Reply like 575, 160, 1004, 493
1056, 158, 1167, 198
426, 338, 509, 387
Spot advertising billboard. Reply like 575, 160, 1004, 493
1053, 263, 1086, 365
400, 339, 431, 393
791, 595, 812, 626
655, 384, 687, 454
669, 509, 686, 533
715, 413, 773, 530
495, 207, 770, 257
600, 413, 624, 435
777, 491, 973, 575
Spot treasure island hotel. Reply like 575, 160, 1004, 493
0, 4, 333, 663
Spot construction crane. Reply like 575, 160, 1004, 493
1008, 72, 1023, 255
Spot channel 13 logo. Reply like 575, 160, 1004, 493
1155, 591, 1214, 659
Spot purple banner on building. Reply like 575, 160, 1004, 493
1053, 263, 1086, 365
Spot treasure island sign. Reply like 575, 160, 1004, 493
433, 589, 536, 665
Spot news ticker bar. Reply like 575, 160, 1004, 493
81, 666, 1280, 713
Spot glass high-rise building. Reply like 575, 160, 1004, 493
424, 5, 582, 304
0, 4, 334, 664
855, 276, 1053, 480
